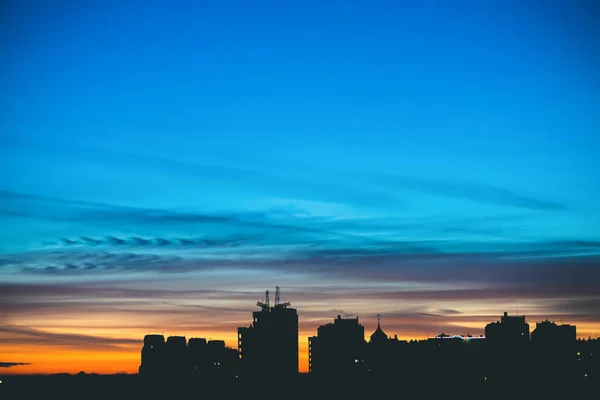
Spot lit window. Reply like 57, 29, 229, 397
354, 359, 359, 363
584, 374, 588, 378
484, 376, 487, 382
577, 352, 581, 356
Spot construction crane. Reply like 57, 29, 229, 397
274, 286, 291, 308
257, 290, 270, 311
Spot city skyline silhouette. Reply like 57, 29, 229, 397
1, 3, 599, 398
2, 289, 599, 399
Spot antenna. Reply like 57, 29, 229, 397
274, 286, 290, 308
376, 313, 381, 327
256, 290, 270, 311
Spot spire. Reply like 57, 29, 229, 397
370, 313, 388, 343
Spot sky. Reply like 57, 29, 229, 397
1, 0, 599, 374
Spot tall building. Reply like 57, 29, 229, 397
139, 334, 166, 378
308, 315, 366, 378
531, 320, 577, 383
484, 312, 530, 384
238, 287, 298, 379
485, 312, 530, 342
165, 336, 188, 379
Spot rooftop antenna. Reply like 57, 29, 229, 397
376, 313, 381, 328
275, 286, 291, 308
257, 289, 270, 311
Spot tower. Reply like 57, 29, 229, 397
238, 287, 298, 379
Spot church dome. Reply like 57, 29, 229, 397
370, 316, 388, 343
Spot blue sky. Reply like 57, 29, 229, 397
1, 0, 599, 372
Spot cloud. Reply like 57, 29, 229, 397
437, 309, 462, 315
0, 325, 141, 349
106, 236, 126, 246
52, 235, 253, 249
0, 282, 262, 301
550, 297, 600, 316
3, 234, 600, 284
81, 237, 102, 245
96, 147, 565, 212
373, 175, 566, 210
2, 254, 600, 316
0, 361, 31, 368
1, 190, 386, 246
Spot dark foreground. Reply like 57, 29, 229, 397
1, 374, 598, 400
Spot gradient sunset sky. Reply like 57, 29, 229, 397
1, 0, 600, 374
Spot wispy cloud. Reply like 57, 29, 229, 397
0, 191, 386, 247
369, 174, 566, 211
0, 325, 140, 349
56, 235, 249, 249
0, 361, 31, 368
96, 146, 565, 212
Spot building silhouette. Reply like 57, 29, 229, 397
531, 320, 576, 384
364, 316, 486, 384
165, 336, 187, 380
137, 293, 596, 392
484, 312, 530, 384
237, 287, 298, 379
139, 335, 237, 382
425, 334, 486, 383
188, 338, 238, 380
139, 334, 166, 378
308, 314, 366, 378
366, 314, 402, 378
576, 337, 600, 381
